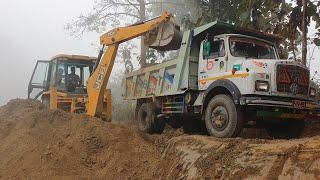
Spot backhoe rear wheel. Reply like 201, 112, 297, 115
137, 103, 164, 134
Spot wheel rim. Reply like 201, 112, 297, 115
210, 106, 229, 131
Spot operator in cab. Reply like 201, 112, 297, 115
66, 67, 80, 92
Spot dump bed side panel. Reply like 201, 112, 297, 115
124, 60, 178, 99
124, 30, 196, 100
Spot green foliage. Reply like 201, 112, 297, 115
149, 0, 320, 59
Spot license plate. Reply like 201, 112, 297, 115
293, 100, 306, 109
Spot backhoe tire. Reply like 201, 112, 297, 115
137, 103, 164, 134
264, 119, 305, 139
204, 94, 243, 138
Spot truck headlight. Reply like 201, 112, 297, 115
255, 81, 269, 92
310, 88, 316, 97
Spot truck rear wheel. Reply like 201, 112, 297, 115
204, 94, 243, 138
264, 119, 305, 139
137, 103, 164, 134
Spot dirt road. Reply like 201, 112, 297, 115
0, 99, 319, 179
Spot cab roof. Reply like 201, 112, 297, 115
51, 54, 96, 62
193, 21, 283, 43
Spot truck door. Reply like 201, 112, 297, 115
198, 39, 226, 90
28, 60, 50, 100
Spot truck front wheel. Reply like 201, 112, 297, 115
264, 119, 305, 139
137, 103, 164, 134
204, 94, 243, 138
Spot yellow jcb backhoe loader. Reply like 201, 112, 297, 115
28, 12, 182, 121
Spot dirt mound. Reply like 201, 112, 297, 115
0, 99, 168, 179
162, 136, 320, 179
0, 99, 319, 179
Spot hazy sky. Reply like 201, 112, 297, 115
0, 0, 100, 105
0, 0, 319, 105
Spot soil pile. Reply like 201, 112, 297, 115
0, 99, 319, 179
0, 99, 166, 179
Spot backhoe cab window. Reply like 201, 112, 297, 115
56, 62, 92, 93
28, 61, 50, 100
229, 37, 277, 59
203, 40, 225, 59
56, 64, 66, 90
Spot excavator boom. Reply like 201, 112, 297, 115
86, 12, 181, 119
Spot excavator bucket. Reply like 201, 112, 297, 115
144, 18, 182, 51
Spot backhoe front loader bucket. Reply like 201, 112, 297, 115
144, 19, 182, 51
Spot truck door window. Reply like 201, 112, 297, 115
205, 40, 225, 59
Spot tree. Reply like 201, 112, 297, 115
155, 0, 320, 60
302, 0, 308, 65
65, 0, 151, 67
66, 0, 185, 67
150, 0, 292, 58
283, 0, 320, 64
149, 0, 202, 29
67, 0, 320, 65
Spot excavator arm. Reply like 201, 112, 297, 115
86, 12, 181, 118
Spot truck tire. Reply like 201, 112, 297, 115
264, 119, 305, 139
137, 103, 164, 134
204, 94, 243, 138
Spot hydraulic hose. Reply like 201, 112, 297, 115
93, 45, 105, 72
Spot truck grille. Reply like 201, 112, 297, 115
276, 64, 309, 96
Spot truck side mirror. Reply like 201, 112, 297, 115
203, 41, 211, 58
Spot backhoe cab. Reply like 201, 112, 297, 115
27, 55, 108, 115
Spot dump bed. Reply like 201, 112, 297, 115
124, 30, 200, 100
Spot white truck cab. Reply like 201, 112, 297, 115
199, 34, 315, 101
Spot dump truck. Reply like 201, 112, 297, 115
28, 12, 181, 121
124, 21, 320, 139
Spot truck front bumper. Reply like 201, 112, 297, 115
239, 96, 320, 119
240, 96, 320, 111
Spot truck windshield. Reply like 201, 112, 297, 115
229, 37, 277, 59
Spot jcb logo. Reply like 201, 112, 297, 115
94, 67, 106, 90
106, 30, 116, 37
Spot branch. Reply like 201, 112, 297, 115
99, 12, 140, 20
104, 0, 184, 6
108, 0, 139, 8
144, 1, 185, 6
126, 0, 140, 12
